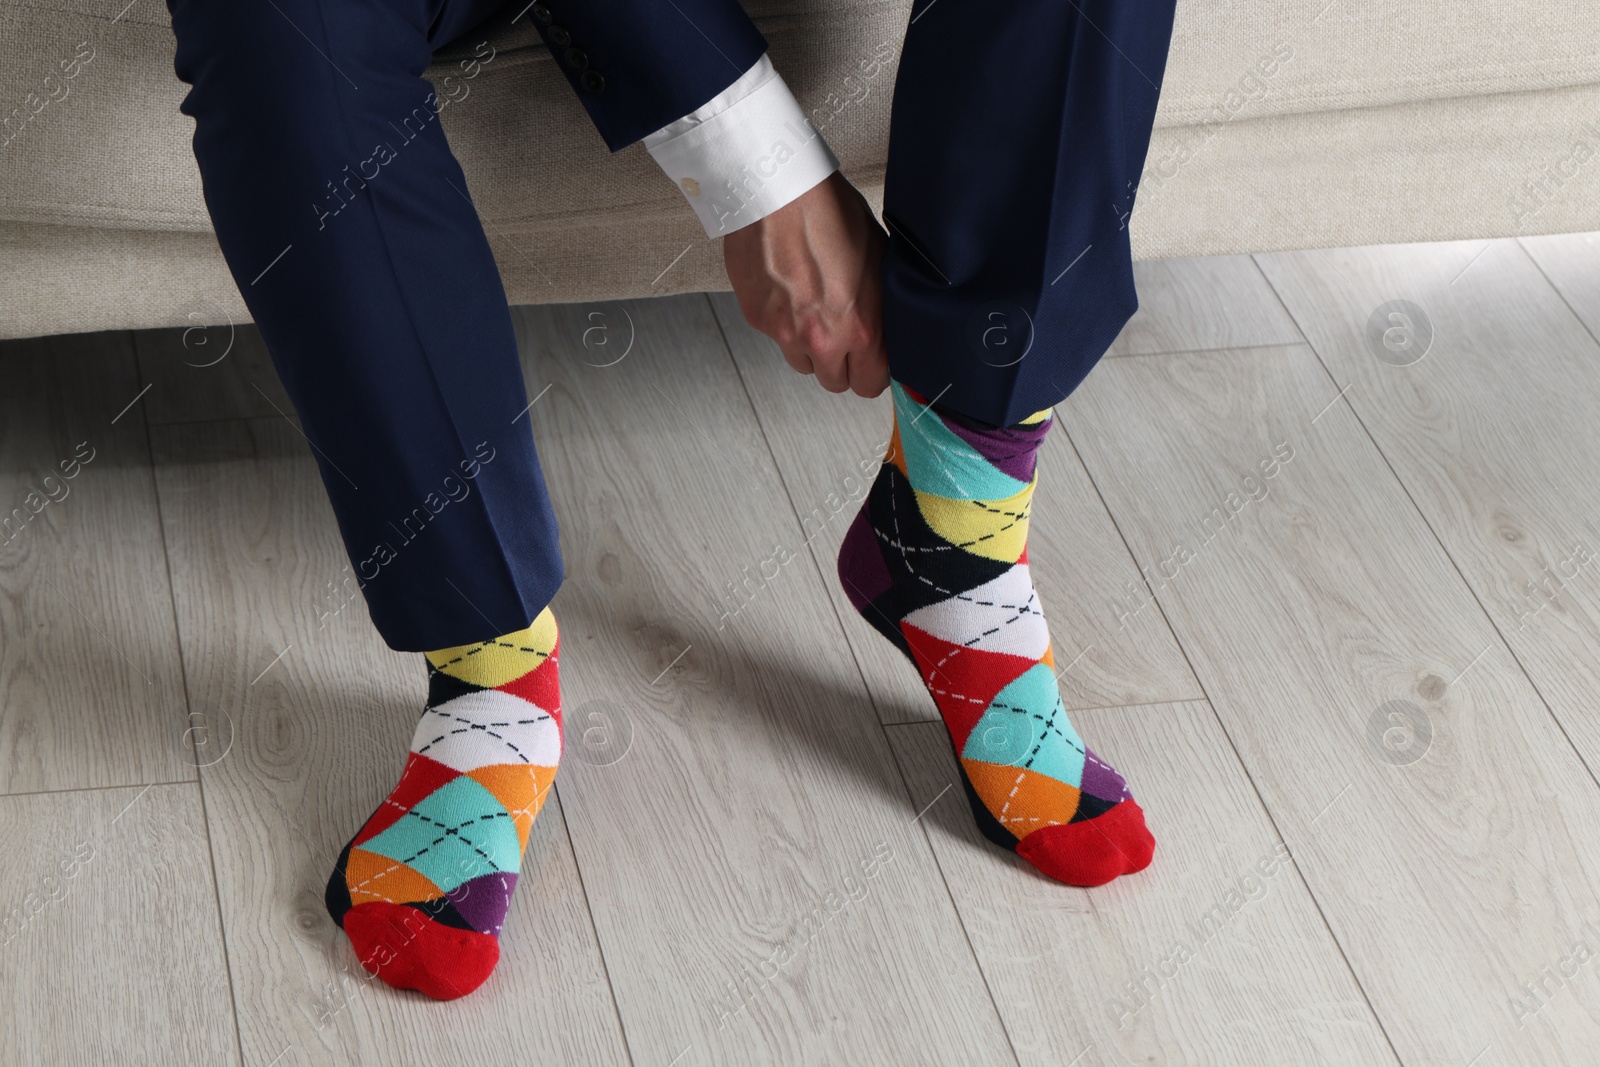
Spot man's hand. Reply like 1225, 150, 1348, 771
722, 171, 890, 398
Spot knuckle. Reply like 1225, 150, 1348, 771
801, 321, 833, 355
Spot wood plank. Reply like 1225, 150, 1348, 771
1520, 231, 1600, 345
511, 294, 1016, 1065
149, 416, 630, 1067
1258, 239, 1600, 773
1255, 240, 1600, 1061
133, 320, 296, 425
1060, 340, 1600, 1065
1106, 255, 1304, 357
709, 292, 1200, 724
889, 705, 1395, 1066
0, 783, 238, 1064
0, 330, 193, 794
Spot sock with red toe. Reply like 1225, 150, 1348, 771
325, 607, 561, 999
838, 382, 1154, 886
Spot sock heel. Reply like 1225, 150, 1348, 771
837, 497, 916, 661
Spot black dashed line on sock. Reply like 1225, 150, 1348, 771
392, 811, 512, 871
414, 707, 553, 765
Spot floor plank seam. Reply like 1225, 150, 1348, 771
881, 731, 1026, 1067
704, 293, 892, 727
550, 784, 638, 1067
0, 777, 200, 801
705, 293, 1023, 1062
1518, 236, 1600, 363
1106, 340, 1312, 361
1057, 414, 1408, 1066
141, 365, 250, 1067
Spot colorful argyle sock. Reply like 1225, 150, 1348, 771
838, 382, 1154, 886
324, 607, 561, 999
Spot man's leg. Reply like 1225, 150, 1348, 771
880, 0, 1178, 425
169, 0, 561, 653
167, 0, 563, 998
838, 0, 1178, 886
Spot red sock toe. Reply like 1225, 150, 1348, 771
1016, 800, 1155, 887
343, 902, 501, 1001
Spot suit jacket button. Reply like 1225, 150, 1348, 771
549, 25, 571, 46
530, 2, 551, 22
580, 69, 605, 93
564, 46, 588, 69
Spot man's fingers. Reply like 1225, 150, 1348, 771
780, 344, 816, 376
810, 348, 852, 393
721, 170, 897, 399
847, 343, 891, 399
843, 310, 890, 398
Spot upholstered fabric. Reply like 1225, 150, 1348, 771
2, 0, 1598, 339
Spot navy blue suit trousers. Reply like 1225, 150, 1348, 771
163, 0, 1176, 651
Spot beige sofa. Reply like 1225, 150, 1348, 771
3, 0, 1598, 340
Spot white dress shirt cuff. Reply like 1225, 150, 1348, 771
643, 54, 841, 238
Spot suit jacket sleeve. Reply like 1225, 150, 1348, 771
522, 0, 767, 150
525, 0, 839, 236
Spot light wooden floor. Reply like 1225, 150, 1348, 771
4, 234, 1600, 1065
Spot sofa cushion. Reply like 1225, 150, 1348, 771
1155, 1, 1600, 126
4, 0, 1598, 233
0, 0, 903, 233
